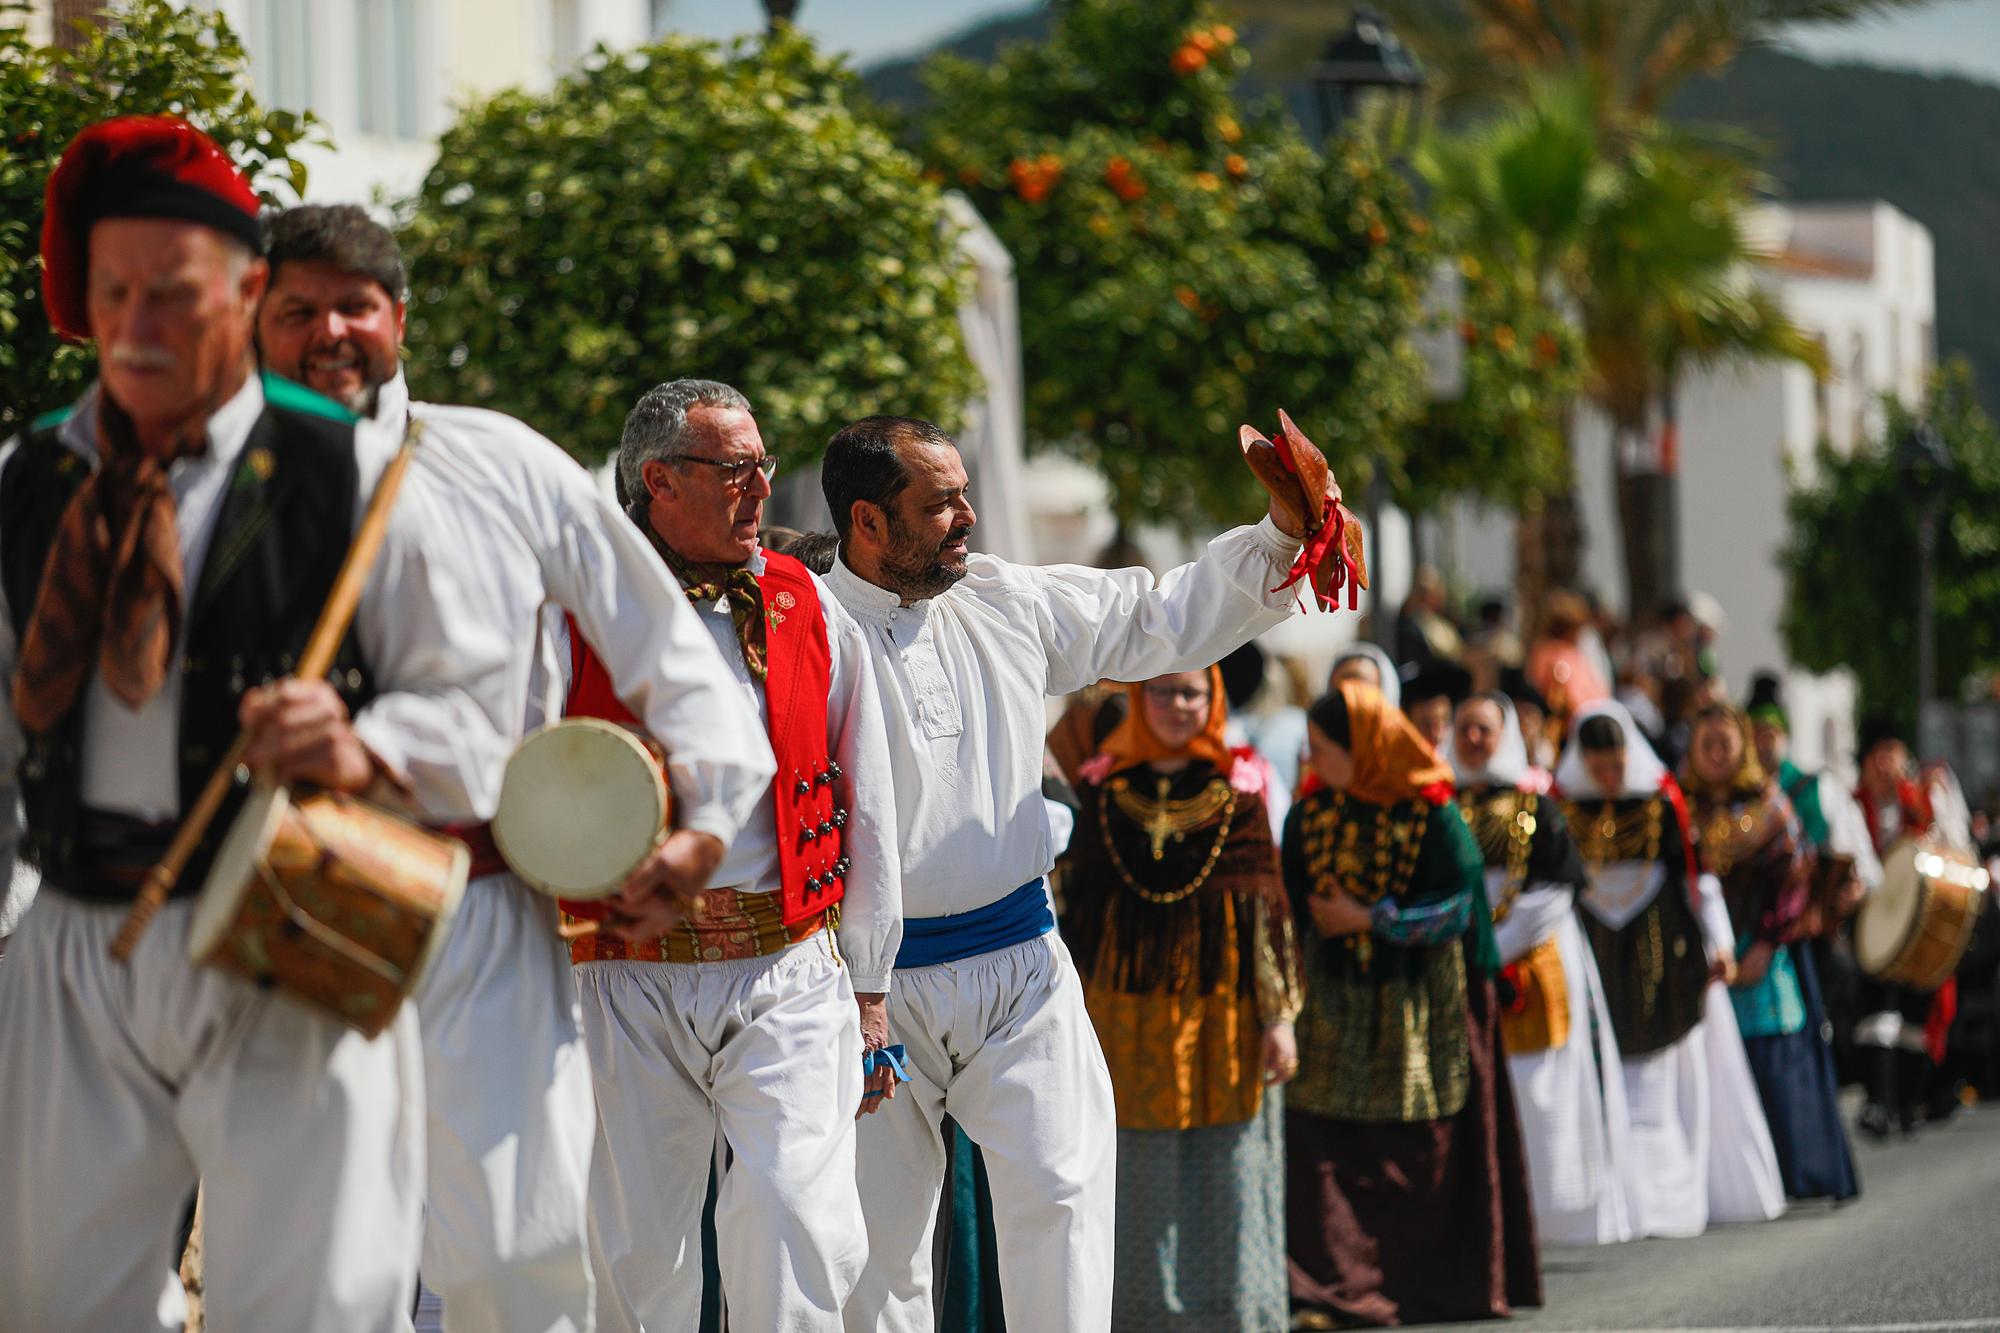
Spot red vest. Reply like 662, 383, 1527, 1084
562, 550, 846, 926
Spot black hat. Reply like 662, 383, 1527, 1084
1858, 714, 1906, 760
1747, 671, 1788, 732
1218, 641, 1267, 713
1404, 660, 1472, 708
1497, 665, 1549, 716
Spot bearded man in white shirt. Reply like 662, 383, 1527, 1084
257, 205, 776, 1333
819, 415, 1309, 1332
554, 379, 902, 1333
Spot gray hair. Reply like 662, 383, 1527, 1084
616, 378, 753, 502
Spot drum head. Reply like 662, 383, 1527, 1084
188, 783, 290, 962
493, 719, 667, 899
1856, 841, 1922, 975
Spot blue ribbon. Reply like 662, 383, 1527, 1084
861, 1043, 911, 1102
895, 879, 1054, 969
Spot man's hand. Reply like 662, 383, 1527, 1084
1708, 947, 1738, 988
1308, 889, 1371, 939
1261, 1021, 1299, 1085
600, 829, 725, 945
239, 679, 376, 792
1733, 939, 1774, 989
856, 992, 897, 1119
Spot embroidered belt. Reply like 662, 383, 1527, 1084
569, 887, 836, 965
896, 879, 1053, 968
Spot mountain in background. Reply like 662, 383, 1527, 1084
865, 8, 1999, 410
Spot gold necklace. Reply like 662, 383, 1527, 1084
1459, 788, 1537, 921
1564, 797, 1662, 870
1099, 775, 1238, 905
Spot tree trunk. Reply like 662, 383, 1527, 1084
1517, 420, 1584, 642
1613, 414, 1680, 624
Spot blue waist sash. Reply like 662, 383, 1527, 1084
896, 879, 1054, 968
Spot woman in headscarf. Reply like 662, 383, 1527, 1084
1329, 641, 1402, 711
1062, 666, 1303, 1333
1283, 681, 1537, 1328
1681, 702, 1859, 1204
1448, 693, 1635, 1246
1556, 701, 1786, 1237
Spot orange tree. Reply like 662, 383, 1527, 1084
917, 0, 1432, 531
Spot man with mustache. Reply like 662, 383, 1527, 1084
0, 117, 519, 1330
256, 205, 775, 1332
555, 379, 901, 1332
819, 415, 1308, 1332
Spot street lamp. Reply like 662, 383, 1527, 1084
1309, 9, 1425, 647
1309, 7, 1427, 148
1896, 418, 1953, 749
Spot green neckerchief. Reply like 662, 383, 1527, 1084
627, 498, 768, 681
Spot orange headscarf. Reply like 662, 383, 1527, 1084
1333, 679, 1455, 807
1099, 665, 1232, 778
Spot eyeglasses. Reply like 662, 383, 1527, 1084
674, 454, 779, 489
1143, 684, 1213, 707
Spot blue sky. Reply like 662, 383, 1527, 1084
657, 0, 2000, 86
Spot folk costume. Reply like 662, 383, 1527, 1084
1556, 702, 1785, 1239
1283, 683, 1535, 1327
0, 114, 520, 1333
1448, 697, 1636, 1247
370, 373, 775, 1332
1060, 669, 1303, 1333
562, 519, 900, 1333
1681, 708, 1858, 1204
825, 516, 1303, 1333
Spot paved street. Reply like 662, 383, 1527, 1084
1439, 1104, 2000, 1331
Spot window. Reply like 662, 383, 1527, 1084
355, 0, 422, 141
247, 0, 313, 112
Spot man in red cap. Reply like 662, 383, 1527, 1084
0, 116, 519, 1331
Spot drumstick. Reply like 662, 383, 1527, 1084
109, 418, 430, 963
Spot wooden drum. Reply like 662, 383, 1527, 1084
188, 784, 468, 1037
1856, 839, 1989, 993
492, 719, 671, 900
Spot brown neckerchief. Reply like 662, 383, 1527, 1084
626, 498, 768, 681
13, 394, 206, 732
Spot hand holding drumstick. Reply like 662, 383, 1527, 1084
595, 829, 726, 943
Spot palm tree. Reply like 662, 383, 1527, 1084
1381, 0, 1939, 117
1420, 75, 1825, 618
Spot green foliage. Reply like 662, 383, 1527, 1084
917, 0, 1433, 530
1783, 363, 2000, 724
398, 31, 975, 465
0, 0, 321, 435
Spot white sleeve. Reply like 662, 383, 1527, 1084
540, 463, 774, 847
1491, 885, 1572, 966
821, 583, 902, 993
1029, 518, 1303, 697
347, 452, 517, 822
1693, 871, 1736, 960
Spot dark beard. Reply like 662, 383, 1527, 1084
878, 518, 971, 601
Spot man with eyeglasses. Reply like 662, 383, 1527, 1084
556, 379, 902, 1332
257, 206, 775, 1333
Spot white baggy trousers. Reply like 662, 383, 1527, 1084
576, 931, 865, 1333
844, 932, 1118, 1333
0, 894, 425, 1333
410, 874, 596, 1332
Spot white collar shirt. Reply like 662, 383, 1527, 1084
823, 518, 1301, 919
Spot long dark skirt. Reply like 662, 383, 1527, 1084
1287, 978, 1541, 1326
1740, 944, 1861, 1203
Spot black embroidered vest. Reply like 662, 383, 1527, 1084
1, 378, 377, 900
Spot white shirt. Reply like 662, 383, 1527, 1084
374, 374, 773, 848
566, 547, 901, 992
824, 519, 1303, 919
0, 374, 516, 834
